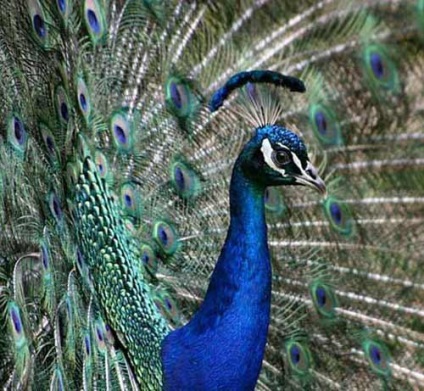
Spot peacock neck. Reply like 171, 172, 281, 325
162, 157, 272, 390
205, 160, 271, 318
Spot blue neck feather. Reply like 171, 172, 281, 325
162, 151, 271, 390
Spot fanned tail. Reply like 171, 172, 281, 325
0, 0, 423, 390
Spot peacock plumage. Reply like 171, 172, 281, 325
0, 0, 423, 390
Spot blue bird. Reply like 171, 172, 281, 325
0, 1, 423, 390
162, 122, 326, 390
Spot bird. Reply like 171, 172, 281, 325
0, 0, 423, 390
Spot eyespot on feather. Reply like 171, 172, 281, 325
56, 0, 69, 16
310, 280, 337, 318
285, 340, 312, 376
153, 290, 181, 325
120, 183, 143, 218
362, 340, 391, 377
110, 110, 134, 152
165, 76, 197, 120
84, 333, 91, 357
323, 196, 355, 236
76, 77, 91, 119
140, 243, 158, 274
8, 302, 26, 347
362, 44, 400, 93
83, 0, 107, 44
153, 220, 180, 256
170, 159, 201, 199
94, 150, 111, 182
28, 0, 49, 46
40, 123, 60, 162
49, 192, 64, 223
7, 114, 28, 154
94, 319, 107, 354
309, 104, 342, 146
55, 86, 71, 124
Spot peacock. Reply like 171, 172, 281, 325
0, 0, 424, 389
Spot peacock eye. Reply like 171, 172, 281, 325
272, 149, 291, 167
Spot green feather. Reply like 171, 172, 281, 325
7, 302, 31, 380
362, 339, 391, 378
6, 114, 28, 156
309, 103, 343, 147
361, 43, 401, 94
153, 220, 180, 256
27, 0, 49, 47
309, 280, 338, 319
322, 196, 355, 237
285, 339, 313, 379
83, 0, 107, 45
120, 182, 143, 218
170, 157, 202, 199
140, 243, 159, 275
110, 109, 134, 153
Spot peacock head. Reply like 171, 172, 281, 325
210, 70, 326, 195
240, 124, 326, 195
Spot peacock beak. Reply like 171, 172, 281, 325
307, 175, 327, 196
294, 163, 327, 196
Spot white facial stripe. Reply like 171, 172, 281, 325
262, 138, 314, 181
292, 153, 316, 185
292, 151, 306, 174
261, 138, 325, 193
276, 143, 290, 151
260, 138, 287, 177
